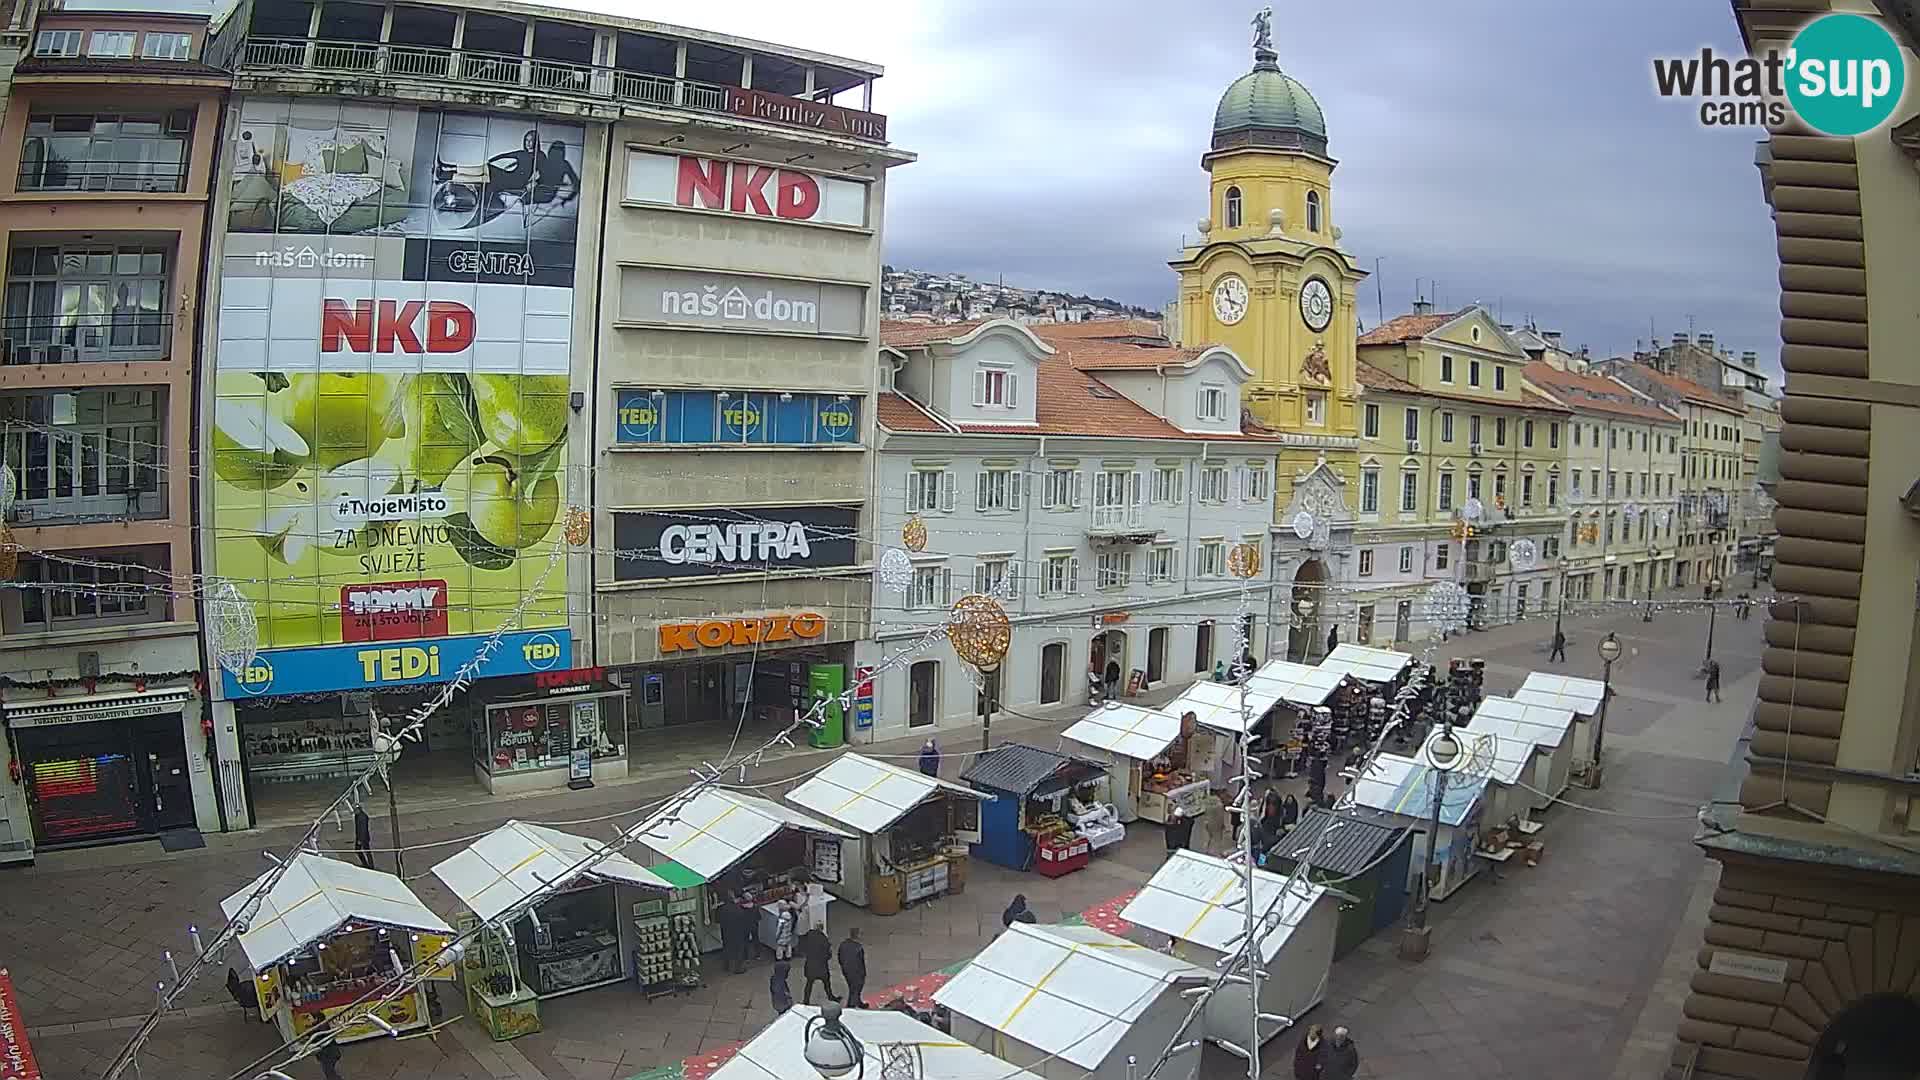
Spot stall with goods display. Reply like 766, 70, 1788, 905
783, 753, 987, 913
959, 743, 1110, 876
1060, 702, 1195, 825
221, 853, 456, 1046
431, 820, 674, 1019
631, 789, 852, 945
1165, 661, 1345, 786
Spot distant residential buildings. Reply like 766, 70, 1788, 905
880, 266, 1158, 328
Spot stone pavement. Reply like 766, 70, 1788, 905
0, 587, 1757, 1080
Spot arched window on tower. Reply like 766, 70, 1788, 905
1306, 191, 1323, 233
1224, 186, 1242, 229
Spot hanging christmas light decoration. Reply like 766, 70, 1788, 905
1462, 497, 1485, 524
1227, 542, 1261, 579
1508, 538, 1538, 572
563, 505, 591, 547
877, 548, 915, 594
205, 578, 261, 675
901, 515, 928, 553
947, 593, 1011, 672
1624, 502, 1641, 526
1290, 511, 1316, 540
0, 465, 15, 519
1422, 580, 1471, 636
0, 523, 16, 580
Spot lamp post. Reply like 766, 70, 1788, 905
1701, 575, 1724, 676
1642, 549, 1657, 622
1552, 557, 1567, 642
977, 664, 1000, 753
1594, 632, 1622, 788
1401, 719, 1461, 961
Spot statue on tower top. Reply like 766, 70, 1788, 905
1251, 6, 1275, 54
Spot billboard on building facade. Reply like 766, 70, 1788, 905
212, 98, 583, 698
616, 267, 866, 337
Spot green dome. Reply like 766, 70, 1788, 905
1211, 54, 1327, 156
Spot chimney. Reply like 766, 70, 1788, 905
1741, 350, 1757, 365
1698, 332, 1714, 351
1544, 330, 1563, 346
1412, 298, 1433, 316
1672, 332, 1688, 347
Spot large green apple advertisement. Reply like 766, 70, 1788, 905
212, 98, 583, 696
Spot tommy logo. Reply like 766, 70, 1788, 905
321, 299, 476, 354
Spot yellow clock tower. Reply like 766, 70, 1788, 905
1171, 11, 1368, 503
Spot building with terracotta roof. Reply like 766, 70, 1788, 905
1521, 361, 1683, 606
868, 318, 1278, 733
1351, 303, 1573, 636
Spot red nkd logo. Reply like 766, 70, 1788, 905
675, 156, 822, 221
321, 299, 476, 354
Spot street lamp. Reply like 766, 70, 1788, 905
1593, 632, 1623, 788
1701, 576, 1725, 676
1401, 719, 1462, 962
1552, 557, 1567, 641
1642, 550, 1657, 621
804, 1003, 865, 1080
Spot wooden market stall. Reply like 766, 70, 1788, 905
1512, 672, 1607, 776
959, 743, 1110, 876
1465, 696, 1578, 810
1059, 702, 1193, 824
1317, 643, 1415, 686
1418, 726, 1542, 871
1348, 753, 1490, 902
782, 752, 986, 913
1119, 849, 1339, 1050
935, 922, 1210, 1080
429, 820, 678, 1035
1268, 809, 1412, 959
1166, 662, 1347, 784
222, 852, 456, 1046
708, 1004, 1048, 1080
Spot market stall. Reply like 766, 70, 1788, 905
936, 922, 1210, 1080
631, 789, 851, 945
1512, 671, 1606, 774
1317, 643, 1414, 686
710, 1005, 1048, 1080
783, 752, 986, 913
1420, 726, 1541, 858
1268, 809, 1412, 958
1348, 753, 1489, 902
1243, 660, 1350, 776
1465, 696, 1577, 810
1119, 849, 1338, 1050
1059, 703, 1198, 824
430, 820, 677, 1028
960, 743, 1110, 875
1166, 662, 1346, 784
221, 852, 455, 1046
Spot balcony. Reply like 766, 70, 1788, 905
1463, 561, 1497, 584
1088, 504, 1158, 544
1, 313, 172, 366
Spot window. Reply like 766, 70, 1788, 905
1469, 359, 1482, 387
1196, 540, 1226, 578
1151, 466, 1183, 505
1148, 545, 1177, 583
33, 30, 82, 57
1304, 392, 1326, 425
17, 111, 193, 193
1467, 471, 1482, 501
15, 548, 161, 631
1195, 621, 1214, 673
87, 30, 136, 57
1573, 424, 1582, 447
1521, 473, 1534, 506
2, 390, 164, 521
1494, 365, 1507, 391
1547, 472, 1559, 506
1435, 543, 1451, 570
1642, 431, 1650, 451
5, 243, 174, 359
1440, 411, 1453, 443
1469, 415, 1482, 446
1363, 403, 1380, 439
1355, 603, 1374, 645
1400, 469, 1419, 512
1199, 465, 1229, 503
1523, 419, 1535, 448
1042, 468, 1080, 510
1610, 428, 1619, 450
1590, 469, 1600, 496
973, 557, 1017, 598
975, 467, 1022, 511
1624, 474, 1632, 497
1198, 384, 1227, 422
1042, 553, 1079, 596
1550, 422, 1560, 449
973, 366, 1016, 408
1305, 190, 1322, 232
1494, 417, 1507, 446
909, 565, 951, 610
1438, 471, 1454, 511
1242, 464, 1270, 502
1096, 550, 1132, 588
1360, 469, 1379, 514
1440, 355, 1454, 383
1224, 186, 1243, 228
908, 661, 938, 728
1544, 537, 1560, 559
906, 468, 953, 513
1607, 471, 1617, 498
1404, 408, 1419, 442
141, 32, 193, 60
1398, 546, 1414, 573
1493, 473, 1506, 504
1358, 548, 1375, 576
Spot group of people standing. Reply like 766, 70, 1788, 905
1293, 1024, 1361, 1079
768, 924, 866, 1015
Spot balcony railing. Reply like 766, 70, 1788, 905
1090, 504, 1145, 532
0, 313, 172, 365
233, 36, 884, 142
16, 159, 188, 195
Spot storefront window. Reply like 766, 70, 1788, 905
481, 695, 626, 774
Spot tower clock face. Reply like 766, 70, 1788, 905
1212, 275, 1249, 325
1300, 277, 1334, 332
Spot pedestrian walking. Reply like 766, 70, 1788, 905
1203, 789, 1230, 855
838, 927, 867, 1009
1321, 1026, 1359, 1080
799, 926, 838, 1004
1706, 659, 1723, 703
771, 898, 796, 961
718, 893, 751, 974
769, 960, 794, 1017
1164, 807, 1194, 853
1549, 629, 1567, 663
315, 1037, 344, 1080
1292, 1024, 1324, 1080
1325, 624, 1339, 658
352, 805, 374, 871
917, 738, 941, 778
1104, 659, 1122, 699
1280, 792, 1300, 829
1212, 660, 1228, 683
1002, 893, 1038, 928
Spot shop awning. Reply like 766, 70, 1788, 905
632, 789, 851, 882
1317, 643, 1413, 684
220, 852, 452, 971
1162, 680, 1285, 735
785, 753, 984, 835
1468, 696, 1576, 751
1246, 659, 1347, 708
1513, 672, 1606, 717
430, 820, 672, 923
933, 923, 1207, 1071
1060, 703, 1184, 762
1348, 753, 1487, 827
1120, 848, 1329, 964
711, 1005, 1047, 1080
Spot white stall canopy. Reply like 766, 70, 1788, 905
221, 852, 452, 971
712, 1005, 1046, 1080
1469, 697, 1576, 753
632, 789, 851, 881
785, 752, 985, 834
1513, 672, 1606, 717
1245, 660, 1347, 709
1349, 754, 1488, 827
1318, 644, 1414, 685
1164, 680, 1285, 735
430, 820, 672, 922
934, 922, 1207, 1072
1061, 703, 1185, 761
1422, 727, 1532, 788
1121, 848, 1329, 964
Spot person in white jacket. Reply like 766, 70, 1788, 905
772, 898, 797, 961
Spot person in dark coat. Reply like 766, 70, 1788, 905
917, 739, 941, 778
352, 805, 375, 870
1326, 624, 1339, 658
769, 960, 794, 1017
1292, 1024, 1324, 1080
1002, 894, 1038, 928
315, 1037, 344, 1080
1705, 659, 1723, 703
718, 893, 752, 974
1321, 1026, 1359, 1080
1549, 629, 1567, 663
799, 926, 838, 1004
1163, 807, 1195, 853
837, 927, 867, 1008
1251, 792, 1286, 860
1280, 793, 1300, 828
1104, 659, 1122, 697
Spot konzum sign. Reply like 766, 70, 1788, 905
658, 612, 828, 654
625, 151, 868, 229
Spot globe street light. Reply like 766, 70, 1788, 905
1402, 719, 1463, 961
804, 1003, 865, 1080
1593, 632, 1623, 788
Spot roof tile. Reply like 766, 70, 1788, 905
879, 319, 992, 347
1356, 310, 1461, 345
1523, 362, 1681, 423
1026, 318, 1167, 343
875, 391, 950, 433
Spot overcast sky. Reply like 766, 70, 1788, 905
592, 0, 1783, 373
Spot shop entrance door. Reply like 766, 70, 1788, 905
1147, 628, 1167, 686
18, 721, 141, 843
1039, 643, 1064, 705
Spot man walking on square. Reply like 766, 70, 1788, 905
800, 926, 838, 1005
1549, 629, 1567, 663
1705, 659, 1723, 703
837, 927, 867, 1009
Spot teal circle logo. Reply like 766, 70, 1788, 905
1786, 14, 1905, 136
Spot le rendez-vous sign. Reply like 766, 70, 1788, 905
723, 87, 887, 142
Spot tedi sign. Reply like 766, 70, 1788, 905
613, 505, 859, 580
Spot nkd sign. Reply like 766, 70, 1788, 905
625, 150, 869, 229
618, 267, 865, 337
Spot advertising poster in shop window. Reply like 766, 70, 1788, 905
211, 98, 583, 698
